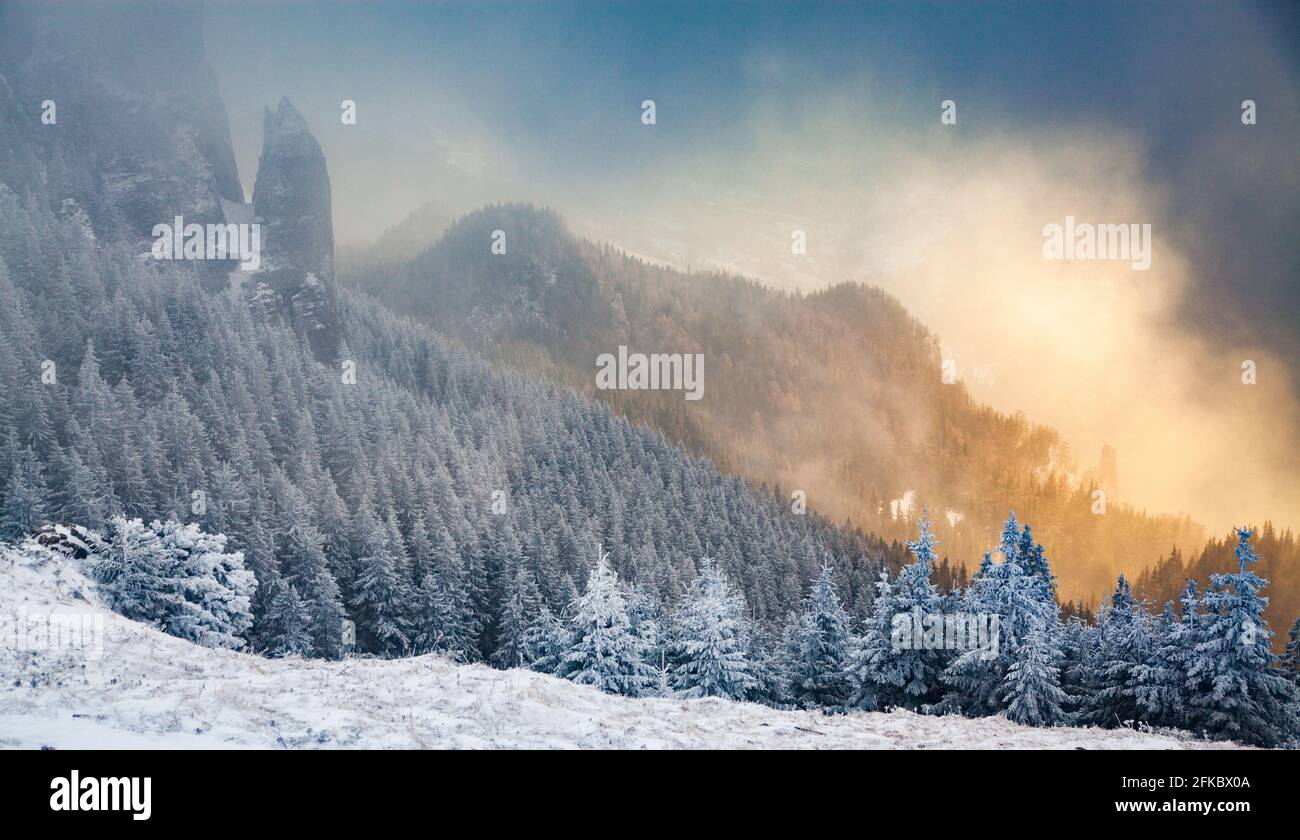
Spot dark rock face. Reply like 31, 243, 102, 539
0, 1, 243, 245
0, 3, 343, 363
249, 98, 341, 361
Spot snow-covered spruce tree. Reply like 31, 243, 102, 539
1184, 528, 1297, 747
1133, 601, 1186, 730
743, 622, 785, 707
411, 573, 446, 656
410, 525, 483, 665
1057, 614, 1096, 721
384, 508, 414, 597
478, 520, 525, 660
941, 514, 1061, 718
775, 610, 801, 702
349, 506, 412, 656
941, 566, 1011, 714
556, 547, 655, 696
264, 578, 315, 657
87, 516, 182, 626
491, 561, 543, 669
667, 557, 758, 700
1283, 616, 1300, 686
404, 510, 434, 587
848, 516, 947, 712
53, 443, 112, 532
847, 568, 894, 711
295, 547, 347, 660
154, 520, 256, 650
894, 517, 956, 707
522, 606, 571, 674
998, 527, 1061, 649
1168, 579, 1204, 730
88, 517, 256, 650
1, 434, 50, 540
243, 516, 281, 650
627, 584, 671, 689
997, 511, 1022, 567
462, 540, 494, 661
784, 563, 853, 710
1079, 576, 1150, 729
1017, 524, 1056, 601
1003, 617, 1068, 726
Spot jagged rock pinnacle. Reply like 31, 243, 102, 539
250, 97, 341, 361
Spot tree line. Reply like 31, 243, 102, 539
27, 507, 1295, 748
519, 514, 1299, 748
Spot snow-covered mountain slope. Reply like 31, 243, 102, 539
0, 546, 1238, 750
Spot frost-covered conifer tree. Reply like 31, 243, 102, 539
1079, 576, 1149, 728
668, 558, 757, 700
1168, 579, 1203, 730
1017, 525, 1055, 600
405, 511, 434, 586
265, 579, 314, 657
491, 562, 543, 669
155, 520, 256, 650
1133, 601, 1185, 729
941, 551, 1005, 716
556, 546, 654, 696
1057, 614, 1095, 720
743, 622, 785, 707
349, 509, 412, 656
88, 518, 258, 650
1004, 618, 1068, 726
53, 444, 111, 532
942, 514, 1061, 718
299, 563, 347, 659
997, 512, 1021, 565
88, 516, 181, 625
1, 436, 49, 540
853, 517, 947, 711
1282, 617, 1300, 686
522, 606, 571, 674
784, 563, 853, 710
626, 585, 670, 685
422, 526, 480, 661
847, 568, 894, 711
1184, 528, 1297, 747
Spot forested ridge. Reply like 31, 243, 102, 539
0, 185, 908, 659
351, 203, 1229, 605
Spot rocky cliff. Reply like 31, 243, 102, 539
0, 1, 242, 244
0, 2, 341, 361
248, 98, 340, 361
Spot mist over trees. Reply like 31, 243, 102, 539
348, 202, 1231, 606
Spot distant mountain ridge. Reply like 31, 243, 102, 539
351, 202, 1211, 602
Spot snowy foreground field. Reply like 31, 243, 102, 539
0, 549, 1240, 750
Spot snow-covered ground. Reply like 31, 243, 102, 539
0, 545, 1240, 749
